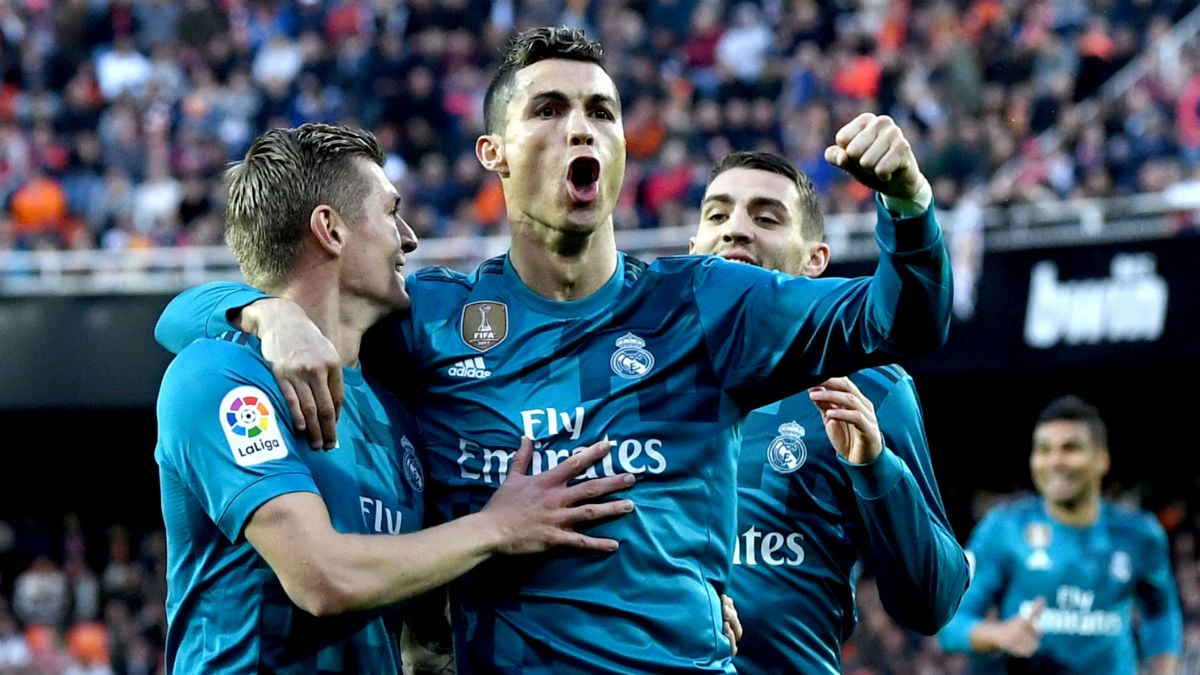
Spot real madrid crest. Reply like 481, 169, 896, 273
400, 435, 424, 493
610, 333, 655, 379
461, 301, 508, 352
767, 421, 807, 473
1109, 550, 1132, 582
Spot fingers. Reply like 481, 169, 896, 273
316, 368, 343, 449
561, 498, 636, 526
826, 113, 921, 197
808, 377, 870, 408
278, 371, 325, 449
508, 437, 534, 477
1027, 596, 1047, 622
833, 112, 876, 147
563, 472, 636, 503
557, 532, 622, 552
722, 593, 742, 654
541, 438, 614, 481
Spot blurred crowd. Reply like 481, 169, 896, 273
0, 483, 1197, 675
1, 0, 1199, 255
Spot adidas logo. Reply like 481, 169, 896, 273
448, 356, 492, 379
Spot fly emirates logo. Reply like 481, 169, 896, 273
456, 406, 667, 482
733, 526, 806, 567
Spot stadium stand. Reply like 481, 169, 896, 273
1, 2, 1199, 674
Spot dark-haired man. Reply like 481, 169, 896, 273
156, 26, 953, 674
938, 395, 1182, 675
690, 150, 969, 675
155, 122, 634, 675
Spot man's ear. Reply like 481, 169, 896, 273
803, 242, 831, 277
687, 237, 697, 254
310, 204, 344, 256
476, 134, 508, 176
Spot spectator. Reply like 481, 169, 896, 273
12, 555, 69, 630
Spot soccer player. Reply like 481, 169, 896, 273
155, 26, 953, 674
155, 122, 635, 675
937, 395, 1183, 675
689, 150, 970, 675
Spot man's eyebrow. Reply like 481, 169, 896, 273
700, 193, 789, 211
701, 193, 735, 207
528, 91, 617, 107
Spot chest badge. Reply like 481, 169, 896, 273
610, 333, 655, 379
1109, 550, 1131, 582
462, 301, 508, 352
767, 421, 807, 473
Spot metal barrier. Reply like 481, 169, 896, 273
2, 188, 1198, 296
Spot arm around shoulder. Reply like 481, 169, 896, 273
155, 281, 271, 354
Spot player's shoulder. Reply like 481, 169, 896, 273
159, 332, 279, 423
1103, 500, 1168, 538
410, 260, 486, 287
980, 494, 1043, 525
169, 330, 265, 374
849, 364, 913, 403
649, 253, 769, 277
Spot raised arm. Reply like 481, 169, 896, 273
828, 113, 950, 358
812, 373, 969, 634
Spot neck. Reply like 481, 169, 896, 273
276, 263, 380, 368
1045, 494, 1101, 526
508, 219, 619, 301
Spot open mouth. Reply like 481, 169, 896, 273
567, 157, 600, 203
720, 251, 759, 266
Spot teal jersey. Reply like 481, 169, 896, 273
155, 203, 951, 674
730, 365, 969, 675
155, 332, 426, 675
938, 496, 1183, 675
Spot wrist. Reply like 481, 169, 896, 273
881, 178, 933, 217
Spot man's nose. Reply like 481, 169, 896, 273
567, 109, 595, 145
721, 213, 754, 241
398, 218, 419, 253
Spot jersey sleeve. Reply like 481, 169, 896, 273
843, 371, 969, 634
156, 339, 319, 541
1133, 514, 1184, 660
937, 509, 1009, 653
154, 282, 271, 355
695, 202, 951, 409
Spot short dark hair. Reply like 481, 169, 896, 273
224, 123, 384, 290
483, 26, 613, 135
707, 150, 825, 241
1036, 395, 1108, 448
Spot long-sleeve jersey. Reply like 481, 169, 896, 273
938, 496, 1183, 675
155, 202, 951, 674
730, 365, 969, 675
156, 332, 426, 675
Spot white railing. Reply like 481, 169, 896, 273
2, 188, 1198, 297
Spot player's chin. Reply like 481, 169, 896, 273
388, 277, 412, 311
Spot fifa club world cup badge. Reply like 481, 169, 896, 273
462, 301, 508, 352
610, 333, 655, 379
767, 421, 808, 473
1023, 522, 1053, 570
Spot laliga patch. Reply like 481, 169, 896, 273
461, 301, 508, 352
220, 386, 288, 467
